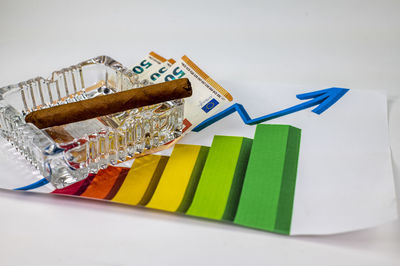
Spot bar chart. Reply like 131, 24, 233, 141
53, 124, 301, 234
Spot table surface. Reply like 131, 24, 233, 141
0, 1, 399, 265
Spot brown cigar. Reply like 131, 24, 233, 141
25, 78, 192, 129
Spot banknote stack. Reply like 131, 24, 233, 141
130, 52, 233, 133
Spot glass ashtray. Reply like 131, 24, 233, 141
0, 56, 184, 188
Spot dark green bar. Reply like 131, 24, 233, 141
234, 124, 301, 234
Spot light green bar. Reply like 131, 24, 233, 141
186, 136, 253, 221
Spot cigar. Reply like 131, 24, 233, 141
25, 78, 192, 129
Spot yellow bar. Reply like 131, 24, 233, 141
112, 154, 168, 206
146, 144, 209, 212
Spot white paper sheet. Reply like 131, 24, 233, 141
0, 82, 397, 235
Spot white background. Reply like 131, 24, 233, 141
0, 0, 399, 265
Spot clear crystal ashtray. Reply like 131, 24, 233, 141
0, 56, 186, 188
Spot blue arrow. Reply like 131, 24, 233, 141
14, 177, 49, 191
192, 87, 349, 132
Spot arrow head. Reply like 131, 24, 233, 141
296, 87, 349, 115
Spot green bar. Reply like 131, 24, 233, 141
177, 146, 210, 213
186, 136, 253, 221
234, 124, 301, 235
